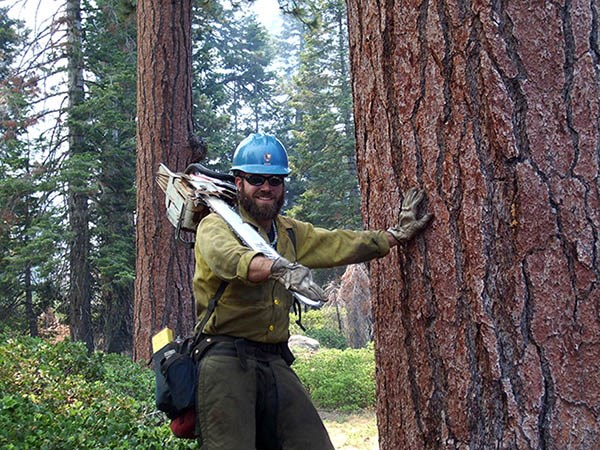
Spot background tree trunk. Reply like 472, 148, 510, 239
339, 264, 372, 348
67, 0, 94, 352
133, 0, 196, 361
103, 283, 133, 354
347, 1, 599, 448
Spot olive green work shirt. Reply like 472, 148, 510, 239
193, 207, 390, 343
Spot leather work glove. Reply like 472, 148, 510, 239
269, 257, 326, 303
387, 187, 433, 243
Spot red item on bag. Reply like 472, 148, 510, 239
170, 408, 197, 439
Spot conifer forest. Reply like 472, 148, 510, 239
2, 1, 599, 448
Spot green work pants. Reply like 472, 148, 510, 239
196, 349, 334, 450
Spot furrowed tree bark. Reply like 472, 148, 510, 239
134, 0, 196, 362
347, 0, 599, 448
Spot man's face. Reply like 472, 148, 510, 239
236, 173, 285, 222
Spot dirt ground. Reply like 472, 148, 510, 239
320, 410, 379, 450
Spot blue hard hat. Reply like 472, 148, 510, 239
231, 133, 291, 175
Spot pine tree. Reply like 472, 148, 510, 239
285, 0, 360, 231
190, 3, 280, 169
347, 0, 600, 447
3, 1, 137, 351
65, 0, 95, 352
190, 1, 236, 170
0, 8, 64, 335
82, 0, 137, 353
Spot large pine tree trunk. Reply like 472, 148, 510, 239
133, 0, 196, 361
347, 1, 599, 448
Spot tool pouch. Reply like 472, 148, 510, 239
152, 337, 198, 438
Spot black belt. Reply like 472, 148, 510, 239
193, 335, 295, 369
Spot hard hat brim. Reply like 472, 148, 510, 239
231, 164, 291, 176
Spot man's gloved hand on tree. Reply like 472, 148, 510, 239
387, 187, 433, 244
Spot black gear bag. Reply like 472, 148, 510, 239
153, 337, 197, 420
152, 281, 229, 439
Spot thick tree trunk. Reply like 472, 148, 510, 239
347, 1, 599, 448
66, 0, 94, 352
133, 0, 196, 362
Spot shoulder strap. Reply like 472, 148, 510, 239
285, 227, 297, 253
195, 280, 228, 338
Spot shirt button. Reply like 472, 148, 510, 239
268, 325, 275, 332
274, 298, 280, 305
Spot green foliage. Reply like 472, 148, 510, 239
290, 307, 347, 349
285, 0, 360, 233
191, 3, 281, 171
276, 0, 361, 285
0, 208, 65, 333
81, 0, 137, 352
0, 335, 375, 447
0, 335, 195, 449
0, 9, 66, 334
0, 7, 23, 78
306, 326, 347, 350
293, 347, 376, 412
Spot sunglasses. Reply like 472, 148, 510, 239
242, 174, 285, 187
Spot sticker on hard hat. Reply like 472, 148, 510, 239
263, 153, 272, 165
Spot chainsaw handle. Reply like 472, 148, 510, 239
185, 164, 235, 184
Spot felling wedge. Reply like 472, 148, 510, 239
156, 163, 323, 308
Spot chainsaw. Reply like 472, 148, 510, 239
156, 163, 323, 308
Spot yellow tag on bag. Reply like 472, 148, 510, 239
152, 327, 174, 354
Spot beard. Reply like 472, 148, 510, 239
238, 184, 285, 221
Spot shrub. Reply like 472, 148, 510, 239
290, 308, 347, 349
293, 347, 375, 412
0, 335, 376, 448
0, 334, 195, 449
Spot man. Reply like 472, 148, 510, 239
192, 132, 432, 450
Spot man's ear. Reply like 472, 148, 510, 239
235, 176, 243, 190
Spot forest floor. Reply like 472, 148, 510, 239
320, 409, 379, 450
